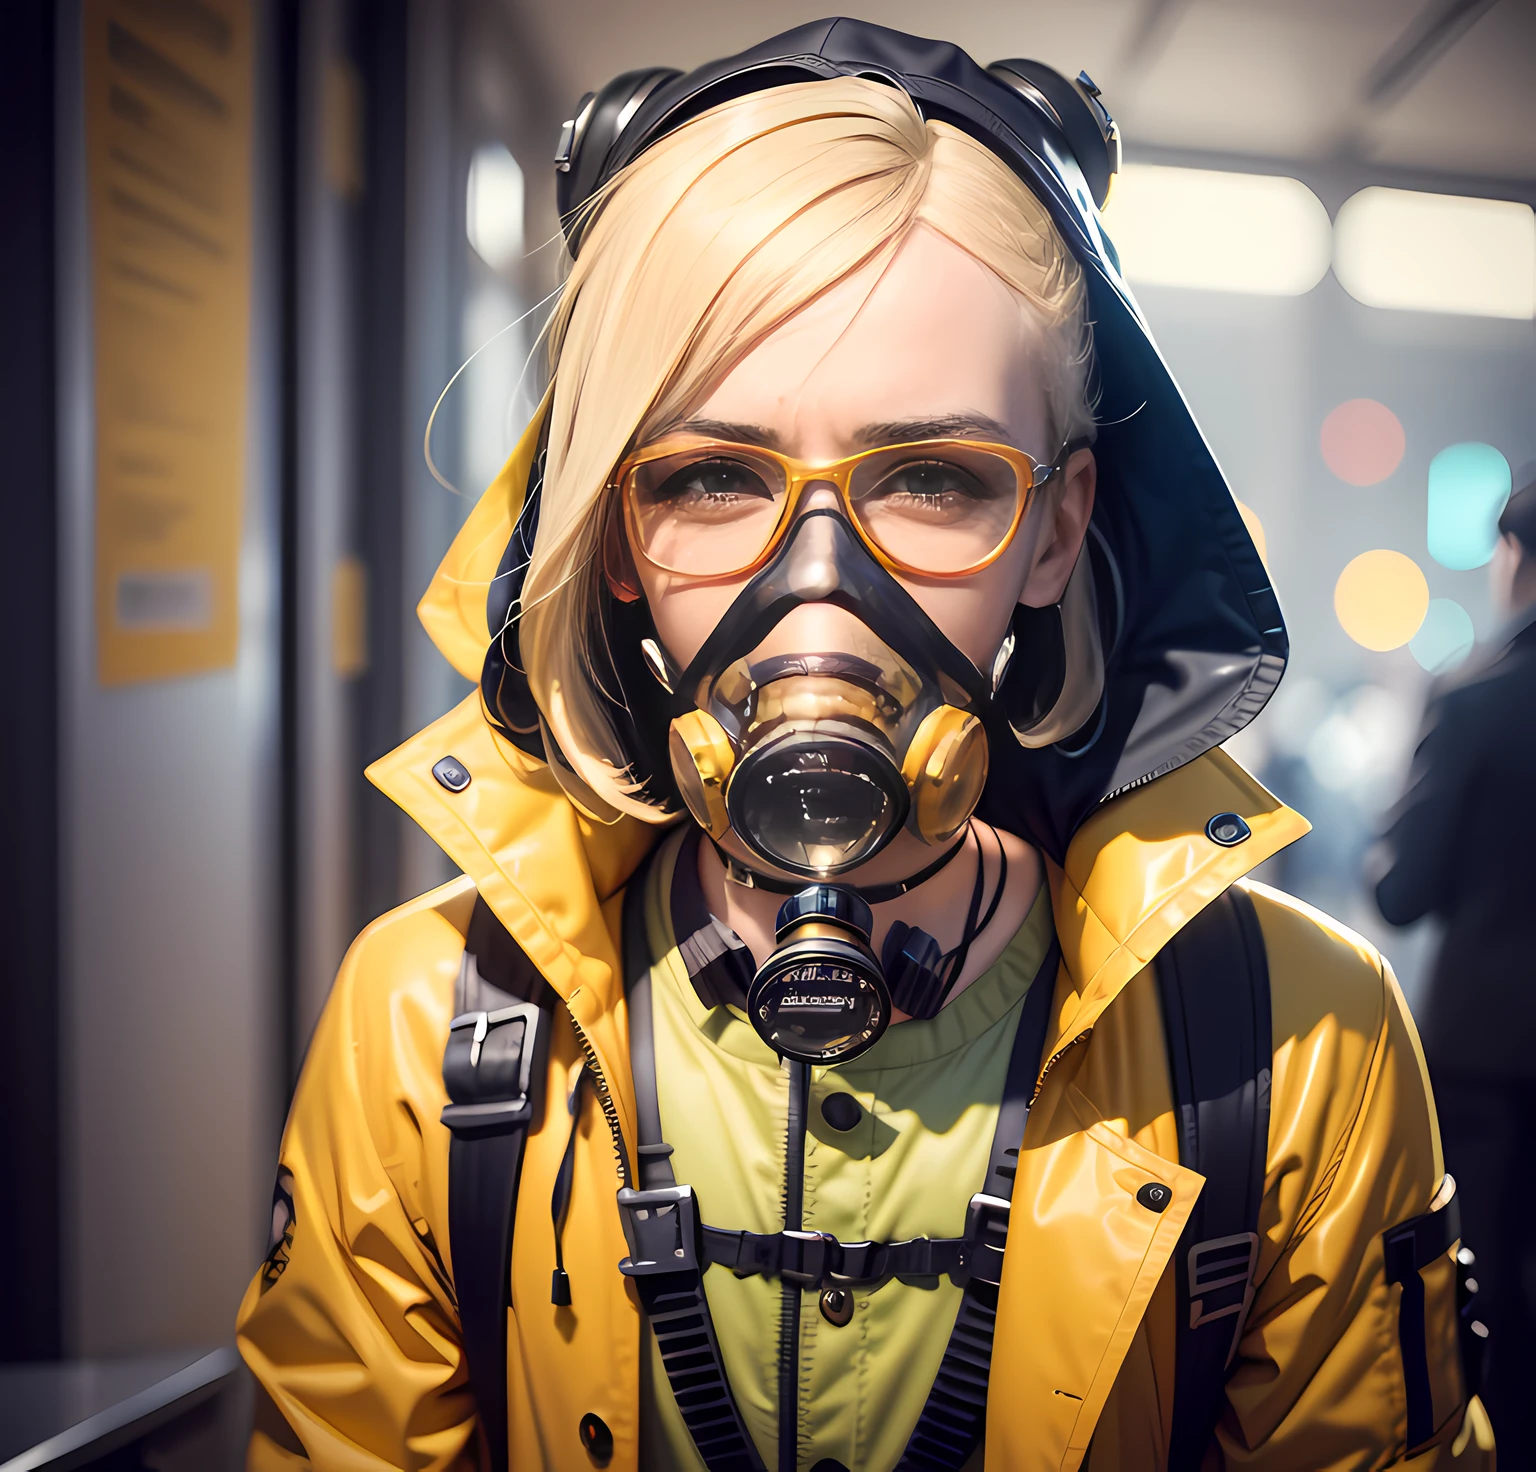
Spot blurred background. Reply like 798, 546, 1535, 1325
1, 0, 1532, 1461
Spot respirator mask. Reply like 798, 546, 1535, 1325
617, 432, 1072, 1062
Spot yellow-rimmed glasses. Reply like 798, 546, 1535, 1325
617, 436, 1079, 579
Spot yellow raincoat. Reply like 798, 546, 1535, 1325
236, 419, 1494, 1470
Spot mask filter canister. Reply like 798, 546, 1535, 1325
747, 886, 889, 1064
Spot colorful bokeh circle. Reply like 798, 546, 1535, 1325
1334, 550, 1429, 651
1320, 399, 1406, 486
1409, 598, 1476, 673
1426, 442, 1512, 570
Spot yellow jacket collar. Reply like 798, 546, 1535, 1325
391, 397, 1309, 1052
370, 692, 1306, 1060
1046, 745, 1308, 1051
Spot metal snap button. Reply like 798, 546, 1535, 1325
1205, 812, 1250, 847
1137, 1181, 1172, 1213
578, 1412, 613, 1463
820, 1093, 862, 1132
432, 755, 471, 793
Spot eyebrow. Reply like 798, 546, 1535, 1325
668, 418, 787, 451
663, 412, 1018, 453
854, 414, 1016, 446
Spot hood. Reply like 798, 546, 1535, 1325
420, 17, 1287, 865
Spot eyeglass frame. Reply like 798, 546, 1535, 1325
614, 433, 1091, 581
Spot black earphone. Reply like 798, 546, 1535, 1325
552, 18, 1121, 258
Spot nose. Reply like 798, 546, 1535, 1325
798, 482, 842, 516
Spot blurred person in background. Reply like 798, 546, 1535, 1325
1376, 476, 1536, 1461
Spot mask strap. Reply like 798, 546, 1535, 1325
937, 824, 1009, 1003
887, 824, 1010, 1020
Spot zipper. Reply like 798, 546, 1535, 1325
1029, 1028, 1092, 1105
567, 1007, 633, 1189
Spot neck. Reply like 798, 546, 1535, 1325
698, 826, 1044, 1022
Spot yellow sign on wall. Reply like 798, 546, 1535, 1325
85, 0, 252, 684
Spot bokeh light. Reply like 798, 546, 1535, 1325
1305, 684, 1416, 808
1319, 398, 1405, 486
1334, 549, 1429, 650
1427, 441, 1512, 569
466, 142, 526, 270
1236, 500, 1267, 563
1409, 598, 1476, 673
1334, 187, 1536, 320
1106, 165, 1331, 295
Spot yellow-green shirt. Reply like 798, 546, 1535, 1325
638, 829, 1055, 1472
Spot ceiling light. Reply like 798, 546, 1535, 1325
467, 142, 525, 271
1333, 187, 1536, 319
1102, 164, 1331, 296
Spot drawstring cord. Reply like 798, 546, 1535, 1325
550, 1064, 587, 1306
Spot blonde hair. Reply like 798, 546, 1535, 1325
519, 77, 1096, 819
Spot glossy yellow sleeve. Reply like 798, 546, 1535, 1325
236, 882, 480, 1471
1219, 889, 1493, 1469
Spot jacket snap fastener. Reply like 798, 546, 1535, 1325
1205, 811, 1250, 847
432, 755, 471, 793
820, 1093, 862, 1131
819, 1287, 855, 1326
1137, 1181, 1172, 1213
578, 1412, 613, 1463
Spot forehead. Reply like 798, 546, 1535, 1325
691, 224, 1049, 450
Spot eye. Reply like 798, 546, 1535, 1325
650, 458, 774, 507
865, 459, 998, 506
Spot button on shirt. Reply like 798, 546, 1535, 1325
637, 828, 1056, 1472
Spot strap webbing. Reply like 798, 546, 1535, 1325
626, 836, 1060, 1472
623, 864, 767, 1472
445, 897, 550, 1472
1155, 886, 1271, 1472
892, 936, 1058, 1472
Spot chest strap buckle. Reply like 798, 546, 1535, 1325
781, 1230, 838, 1287
617, 1184, 701, 1280
953, 1192, 1011, 1288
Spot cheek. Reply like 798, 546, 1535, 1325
641, 569, 747, 667
899, 553, 1027, 671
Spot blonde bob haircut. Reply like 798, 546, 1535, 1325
519, 76, 1100, 821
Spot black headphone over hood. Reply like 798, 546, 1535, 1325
481, 18, 1286, 865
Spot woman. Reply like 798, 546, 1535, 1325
237, 21, 1490, 1472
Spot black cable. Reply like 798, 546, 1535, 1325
779, 1059, 810, 1472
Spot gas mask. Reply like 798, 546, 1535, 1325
649, 508, 999, 882
631, 505, 1015, 1065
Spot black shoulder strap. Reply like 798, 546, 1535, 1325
892, 935, 1058, 1472
1155, 885, 1271, 1472
622, 861, 768, 1472
624, 841, 1061, 1472
442, 895, 553, 1472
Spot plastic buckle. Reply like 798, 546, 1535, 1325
1187, 1231, 1260, 1368
617, 1185, 701, 1278
440, 1002, 544, 1139
828, 1239, 887, 1286
955, 1192, 1012, 1287
780, 1230, 840, 1288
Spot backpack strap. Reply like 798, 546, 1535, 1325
1155, 884, 1271, 1471
892, 935, 1058, 1472
441, 895, 553, 1472
621, 861, 768, 1472
623, 842, 1060, 1472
